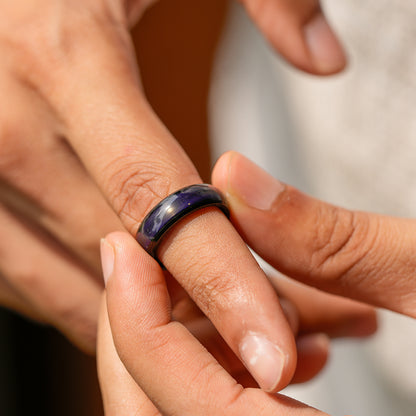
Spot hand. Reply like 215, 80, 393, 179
212, 151, 416, 317
97, 231, 375, 415
0, 0, 296, 386
0, 0, 345, 364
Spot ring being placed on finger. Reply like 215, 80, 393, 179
136, 184, 229, 263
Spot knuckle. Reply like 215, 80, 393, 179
308, 207, 377, 283
45, 291, 98, 347
185, 356, 245, 412
190, 360, 229, 406
103, 157, 180, 232
58, 215, 104, 258
13, 267, 41, 292
185, 263, 247, 317
122, 324, 172, 361
66, 227, 99, 256
52, 298, 97, 338
2, 13, 70, 80
162, 224, 255, 318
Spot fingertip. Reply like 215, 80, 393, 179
215, 152, 285, 212
304, 13, 347, 75
104, 230, 161, 278
211, 151, 236, 192
102, 231, 135, 251
239, 332, 294, 392
100, 231, 144, 287
341, 308, 378, 338
241, 0, 347, 76
297, 333, 330, 356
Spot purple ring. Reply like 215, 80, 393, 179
136, 184, 229, 261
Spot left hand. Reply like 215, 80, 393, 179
97, 231, 376, 415
0, 0, 346, 353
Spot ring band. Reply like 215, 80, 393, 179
136, 184, 229, 260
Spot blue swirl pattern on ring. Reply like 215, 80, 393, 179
136, 184, 229, 260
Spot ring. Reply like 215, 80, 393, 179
136, 184, 229, 261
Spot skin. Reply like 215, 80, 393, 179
0, 0, 346, 383
99, 152, 416, 414
98, 231, 374, 416
0, 0, 365, 412
212, 152, 416, 318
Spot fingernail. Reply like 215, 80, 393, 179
100, 238, 115, 285
304, 13, 346, 74
229, 155, 285, 210
239, 333, 287, 392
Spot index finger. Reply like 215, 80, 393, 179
38, 22, 298, 391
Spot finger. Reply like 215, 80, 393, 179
97, 295, 160, 416
185, 316, 256, 387
37, 23, 298, 391
187, 300, 325, 386
212, 152, 416, 317
188, 302, 330, 386
268, 270, 377, 338
0, 204, 101, 352
240, 0, 346, 75
292, 333, 329, 384
0, 72, 123, 275
0, 271, 45, 321
1, 13, 125, 276
104, 231, 327, 415
0, 155, 122, 277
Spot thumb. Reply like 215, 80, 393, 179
240, 0, 346, 75
213, 152, 416, 317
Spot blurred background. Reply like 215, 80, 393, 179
1, 0, 416, 414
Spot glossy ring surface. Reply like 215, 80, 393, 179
136, 184, 229, 261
